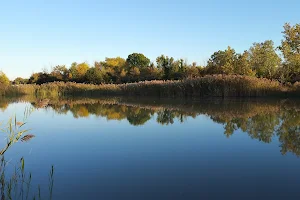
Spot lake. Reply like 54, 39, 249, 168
0, 97, 300, 200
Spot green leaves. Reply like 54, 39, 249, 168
279, 23, 300, 82
206, 46, 237, 75
249, 40, 281, 79
126, 53, 150, 69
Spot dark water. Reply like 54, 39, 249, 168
0, 97, 300, 200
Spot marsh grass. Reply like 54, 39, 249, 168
0, 156, 54, 200
2, 75, 300, 98
0, 107, 54, 200
0, 107, 34, 155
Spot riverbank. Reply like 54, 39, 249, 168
1, 75, 300, 98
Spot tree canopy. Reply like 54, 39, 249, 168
7, 22, 300, 85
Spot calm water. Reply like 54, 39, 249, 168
0, 97, 300, 199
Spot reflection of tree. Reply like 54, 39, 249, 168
72, 105, 90, 118
127, 108, 152, 126
277, 110, 300, 156
8, 97, 300, 156
247, 114, 279, 143
0, 102, 8, 112
157, 110, 175, 125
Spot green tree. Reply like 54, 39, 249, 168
28, 73, 40, 84
126, 53, 150, 70
206, 46, 236, 74
69, 62, 78, 79
279, 23, 300, 82
69, 62, 90, 81
234, 51, 256, 76
51, 65, 69, 81
156, 55, 175, 79
13, 77, 28, 84
85, 67, 104, 84
128, 67, 141, 82
249, 40, 281, 79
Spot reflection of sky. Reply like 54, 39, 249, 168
0, 103, 300, 199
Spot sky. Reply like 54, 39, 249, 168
0, 0, 299, 80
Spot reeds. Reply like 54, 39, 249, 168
2, 75, 300, 98
0, 108, 54, 200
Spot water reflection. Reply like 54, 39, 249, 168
1, 97, 300, 157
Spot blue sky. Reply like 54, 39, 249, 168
1, 0, 299, 79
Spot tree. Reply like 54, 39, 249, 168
13, 77, 28, 84
102, 57, 126, 83
85, 67, 104, 84
69, 62, 90, 81
128, 67, 140, 82
28, 72, 55, 84
206, 46, 236, 74
51, 65, 69, 81
76, 63, 90, 78
0, 71, 10, 86
156, 55, 175, 80
28, 73, 40, 84
126, 53, 150, 70
234, 51, 256, 76
249, 40, 281, 79
279, 23, 300, 82
69, 62, 78, 80
103, 57, 126, 69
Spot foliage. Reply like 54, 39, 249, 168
156, 55, 175, 79
0, 109, 54, 200
1, 75, 299, 98
0, 71, 10, 86
126, 53, 150, 69
249, 40, 281, 79
85, 67, 104, 84
279, 23, 300, 82
2, 22, 300, 92
206, 46, 236, 74
234, 51, 256, 76
13, 77, 28, 85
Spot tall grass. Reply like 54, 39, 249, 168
0, 107, 54, 200
2, 75, 300, 98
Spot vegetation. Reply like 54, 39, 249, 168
1, 75, 300, 98
0, 23, 299, 98
0, 108, 54, 200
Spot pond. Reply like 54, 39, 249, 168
0, 97, 300, 199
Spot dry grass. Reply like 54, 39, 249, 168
1, 75, 299, 98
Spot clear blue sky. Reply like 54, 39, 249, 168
1, 0, 299, 79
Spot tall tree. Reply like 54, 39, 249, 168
249, 40, 281, 79
102, 57, 126, 83
70, 62, 90, 81
0, 71, 10, 86
51, 65, 69, 81
85, 67, 104, 84
103, 57, 126, 69
206, 46, 236, 74
234, 51, 255, 76
279, 23, 300, 82
156, 55, 175, 80
126, 53, 150, 70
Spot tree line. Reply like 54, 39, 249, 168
7, 23, 300, 85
